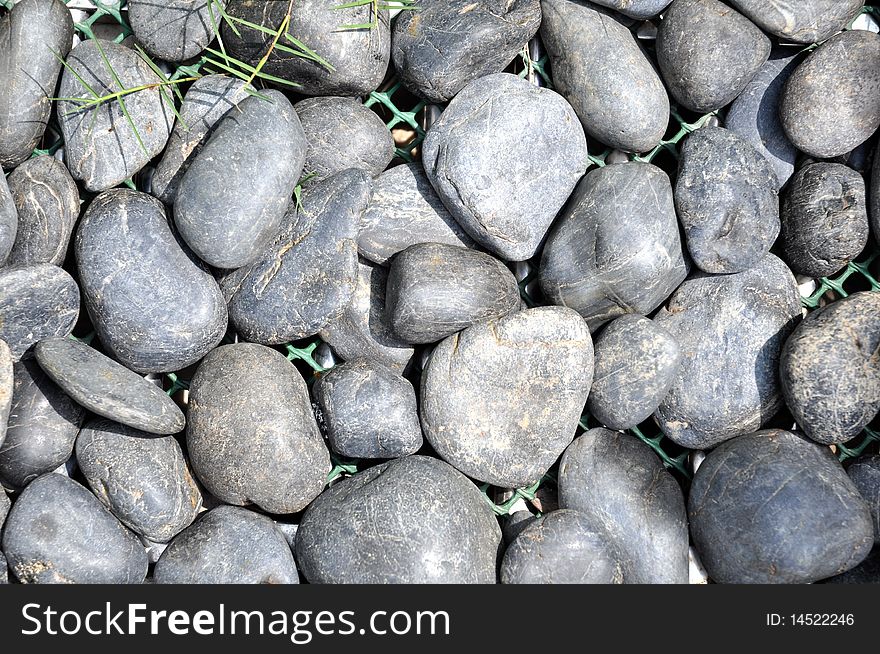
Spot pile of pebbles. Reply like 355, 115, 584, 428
0, 0, 879, 584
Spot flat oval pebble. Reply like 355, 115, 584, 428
75, 189, 227, 374
128, 0, 222, 62
423, 73, 587, 262
728, 0, 863, 44
296, 455, 500, 583
587, 0, 670, 19
0, 171, 16, 264
847, 455, 880, 544
0, 340, 12, 447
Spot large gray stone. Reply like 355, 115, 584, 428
847, 455, 880, 544
728, 0, 863, 44
587, 0, 670, 18
0, 170, 16, 264
0, 341, 12, 448
129, 0, 223, 62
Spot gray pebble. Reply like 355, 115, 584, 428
0, 171, 16, 264
728, 0, 863, 44
0, 341, 11, 447
587, 0, 670, 19
500, 510, 536, 545
129, 0, 223, 62
847, 455, 880, 545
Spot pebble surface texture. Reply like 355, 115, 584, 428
34, 338, 185, 436
823, 548, 880, 584
689, 430, 874, 584
58, 39, 172, 192
847, 455, 880, 544
0, 172, 16, 264
558, 429, 689, 584
128, 0, 223, 62
656, 0, 770, 113
2, 473, 147, 584
0, 341, 12, 448
728, 0, 862, 44
422, 306, 593, 489
423, 73, 587, 262
587, 0, 671, 19
186, 344, 330, 514
675, 127, 779, 274
154, 505, 299, 584
313, 359, 423, 459
654, 255, 802, 449
780, 292, 880, 446
174, 90, 306, 269
296, 456, 501, 583
780, 30, 880, 159
873, 141, 880, 245
539, 162, 687, 331
385, 243, 520, 344
75, 190, 227, 374
0, 0, 73, 170
391, 0, 542, 104
540, 0, 669, 153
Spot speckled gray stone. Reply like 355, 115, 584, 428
422, 306, 593, 488
656, 0, 770, 113
2, 473, 147, 584
781, 30, 880, 159
34, 337, 185, 436
728, 0, 862, 44
0, 490, 9, 531
541, 0, 669, 153
654, 254, 802, 449
821, 548, 880, 584
501, 510, 536, 545
129, 0, 223, 62
392, 0, 541, 104
313, 359, 422, 459
848, 455, 880, 544
0, 0, 73, 169
0, 341, 12, 448
689, 429, 873, 584
780, 292, 880, 446
423, 73, 588, 262
0, 171, 16, 264
587, 0, 670, 18
187, 343, 330, 514
675, 127, 779, 274
296, 455, 500, 583
558, 428, 689, 584
75, 189, 227, 374
539, 162, 687, 331
873, 140, 880, 245
58, 39, 172, 192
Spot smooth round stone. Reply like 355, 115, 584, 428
2, 473, 147, 584
75, 189, 227, 374
780, 292, 880, 446
501, 510, 536, 545
821, 548, 880, 584
76, 419, 201, 543
154, 505, 299, 584
359, 162, 475, 266
129, 0, 222, 62
848, 455, 880, 544
34, 337, 185, 436
587, 315, 681, 431
539, 162, 687, 331
689, 429, 874, 584
675, 127, 779, 274
587, 0, 670, 18
0, 360, 84, 489
728, 0, 863, 44
0, 0, 73, 169
654, 254, 802, 449
0, 341, 11, 448
0, 264, 79, 360
174, 90, 306, 269
501, 509, 623, 584
313, 359, 423, 459
781, 162, 868, 278
392, 0, 541, 104
656, 0, 770, 113
541, 0, 669, 153
0, 170, 16, 264
58, 39, 172, 192
558, 429, 689, 584
187, 344, 330, 514
780, 30, 880, 159
296, 455, 500, 583
423, 73, 588, 262
295, 97, 394, 183
385, 242, 520, 344
422, 306, 593, 489
222, 0, 390, 96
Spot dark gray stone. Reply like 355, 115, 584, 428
675, 127, 779, 274
129, 0, 223, 62
2, 473, 148, 583
780, 30, 880, 159
392, 0, 541, 104
0, 340, 11, 448
847, 455, 880, 545
689, 429, 874, 584
34, 337, 185, 436
296, 455, 501, 583
0, 163, 17, 264
501, 510, 536, 545
422, 306, 593, 488
656, 0, 770, 113
154, 505, 299, 584
75, 189, 227, 374
187, 343, 330, 514
654, 255, 802, 449
821, 547, 880, 584
539, 162, 687, 331
0, 489, 9, 532
541, 0, 669, 153
873, 139, 880, 245
58, 39, 173, 192
313, 359, 423, 459
0, 0, 73, 169
587, 0, 670, 18
728, 0, 862, 44
423, 73, 588, 262
780, 292, 880, 446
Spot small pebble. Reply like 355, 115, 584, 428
847, 455, 880, 544
128, 0, 223, 62
728, 0, 863, 44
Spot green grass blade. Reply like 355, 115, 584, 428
134, 44, 185, 103
49, 46, 100, 99
117, 95, 148, 157
212, 0, 241, 37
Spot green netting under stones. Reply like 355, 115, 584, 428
21, 1, 880, 517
